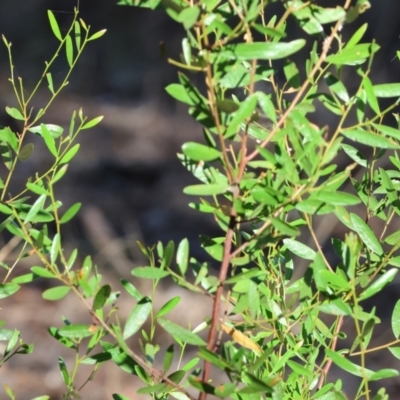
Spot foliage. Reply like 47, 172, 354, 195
3, 0, 400, 399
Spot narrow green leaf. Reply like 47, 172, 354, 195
392, 300, 400, 339
48, 10, 62, 40
158, 318, 206, 346
359, 269, 397, 301
123, 297, 152, 339
65, 34, 73, 67
24, 195, 46, 224
216, 40, 306, 61
325, 43, 379, 65
350, 213, 383, 255
325, 349, 374, 379
58, 357, 71, 386
58, 324, 94, 339
43, 286, 71, 300
46, 72, 54, 94
176, 238, 189, 276
41, 124, 58, 156
373, 83, 400, 98
270, 217, 300, 236
74, 21, 81, 50
342, 129, 400, 149
50, 233, 60, 265
82, 115, 104, 129
183, 183, 227, 196
156, 296, 181, 318
60, 202, 81, 224
182, 142, 221, 161
163, 344, 174, 373
30, 266, 55, 278
60, 144, 80, 164
121, 279, 142, 301
341, 144, 368, 167
131, 267, 169, 279
88, 29, 107, 41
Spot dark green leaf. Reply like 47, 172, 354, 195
93, 285, 112, 310
18, 143, 34, 161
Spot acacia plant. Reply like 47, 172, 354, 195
4, 0, 400, 399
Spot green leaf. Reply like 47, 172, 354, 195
24, 195, 46, 224
0, 127, 18, 151
137, 383, 168, 394
163, 344, 174, 373
388, 346, 400, 359
88, 29, 107, 41
392, 300, 400, 339
123, 297, 152, 339
225, 95, 258, 137
58, 357, 71, 386
29, 124, 64, 138
50, 233, 60, 265
283, 239, 316, 260
48, 10, 62, 40
156, 296, 181, 318
359, 269, 397, 301
325, 348, 374, 379
0, 283, 20, 299
59, 202, 81, 224
325, 43, 379, 65
183, 183, 227, 196
41, 124, 58, 156
182, 142, 221, 161
65, 34, 73, 67
58, 324, 95, 339
346, 23, 368, 48
42, 286, 71, 300
216, 39, 306, 61
74, 21, 81, 50
178, 6, 200, 30
373, 83, 400, 98
18, 143, 34, 161
82, 115, 104, 129
176, 238, 189, 276
309, 190, 361, 206
5, 106, 24, 120
30, 266, 55, 278
121, 279, 142, 301
369, 368, 399, 381
131, 267, 169, 279
341, 144, 368, 167
158, 318, 206, 346
342, 129, 400, 149
60, 144, 80, 164
93, 285, 112, 310
26, 182, 49, 196
350, 213, 383, 255
270, 217, 299, 237
112, 394, 130, 400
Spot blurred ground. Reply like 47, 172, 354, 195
0, 0, 400, 399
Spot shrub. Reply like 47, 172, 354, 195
3, 0, 400, 399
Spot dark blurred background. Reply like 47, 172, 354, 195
0, 0, 400, 398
